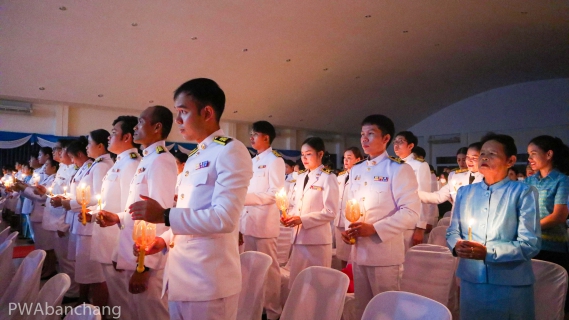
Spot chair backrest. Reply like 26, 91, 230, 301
427, 226, 448, 247
437, 217, 451, 227
0, 226, 10, 243
34, 273, 72, 320
361, 291, 451, 320
410, 244, 451, 254
401, 250, 455, 305
5, 231, 19, 244
281, 266, 349, 320
277, 226, 293, 265
0, 239, 14, 293
532, 259, 568, 320
64, 304, 102, 320
443, 211, 452, 218
237, 251, 272, 320
0, 249, 46, 308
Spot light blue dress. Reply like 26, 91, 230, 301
447, 177, 541, 320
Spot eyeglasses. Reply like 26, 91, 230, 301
393, 139, 407, 145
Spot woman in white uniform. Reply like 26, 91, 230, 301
282, 137, 339, 287
335, 147, 363, 268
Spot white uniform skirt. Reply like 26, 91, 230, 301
74, 235, 105, 284
31, 222, 54, 250
289, 244, 332, 289
334, 227, 351, 261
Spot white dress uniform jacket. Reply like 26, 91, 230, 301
22, 174, 56, 223
290, 165, 338, 245
91, 149, 140, 264
63, 160, 94, 235
348, 152, 420, 266
43, 164, 77, 232
160, 130, 253, 302
241, 147, 285, 238
335, 170, 350, 229
402, 154, 434, 229
418, 170, 483, 210
115, 141, 177, 271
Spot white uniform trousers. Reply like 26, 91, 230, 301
125, 269, 169, 320
102, 264, 132, 320
243, 235, 282, 320
353, 263, 402, 320
74, 235, 105, 284
31, 222, 54, 250
403, 229, 414, 253
334, 227, 351, 262
168, 293, 239, 320
52, 232, 79, 297
288, 244, 332, 289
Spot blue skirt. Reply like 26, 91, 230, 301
460, 280, 535, 320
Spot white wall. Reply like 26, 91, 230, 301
408, 78, 569, 168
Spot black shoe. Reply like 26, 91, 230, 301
61, 296, 79, 304
27, 239, 35, 244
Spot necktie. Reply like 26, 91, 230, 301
303, 173, 310, 190
469, 174, 475, 184
345, 174, 349, 184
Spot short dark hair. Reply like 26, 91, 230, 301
174, 151, 189, 164
284, 159, 296, 167
396, 131, 418, 148
412, 146, 426, 159
149, 106, 173, 139
113, 115, 140, 148
46, 158, 60, 172
174, 78, 225, 122
345, 147, 363, 160
481, 132, 517, 158
302, 137, 326, 153
67, 136, 89, 157
468, 142, 483, 152
361, 115, 395, 146
252, 121, 277, 144
508, 167, 519, 175
529, 135, 569, 174
89, 129, 110, 152
456, 147, 468, 156
57, 139, 73, 149
39, 147, 53, 160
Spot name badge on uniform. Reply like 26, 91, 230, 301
354, 175, 361, 181
374, 176, 389, 182
137, 167, 146, 174
310, 186, 323, 191
196, 161, 210, 170
258, 165, 266, 169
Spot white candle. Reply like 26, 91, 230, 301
468, 218, 474, 241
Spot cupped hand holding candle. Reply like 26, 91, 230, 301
133, 220, 156, 273
276, 187, 289, 220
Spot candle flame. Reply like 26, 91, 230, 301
96, 194, 101, 200
468, 218, 474, 227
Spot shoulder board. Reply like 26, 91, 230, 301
272, 150, 282, 157
338, 170, 347, 176
416, 158, 425, 162
388, 156, 404, 164
156, 145, 166, 154
451, 168, 459, 172
87, 163, 93, 168
213, 136, 232, 145
187, 148, 198, 157
456, 168, 468, 173
74, 165, 79, 170
353, 159, 365, 166
322, 168, 333, 174
130, 152, 139, 159
430, 170, 436, 174
297, 170, 306, 175
94, 158, 103, 163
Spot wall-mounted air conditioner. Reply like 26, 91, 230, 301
0, 100, 33, 115
428, 133, 460, 144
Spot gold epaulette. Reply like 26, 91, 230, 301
272, 150, 282, 157
87, 162, 93, 168
156, 145, 166, 154
213, 136, 232, 145
94, 158, 102, 163
322, 168, 333, 174
130, 152, 139, 159
338, 170, 347, 176
416, 157, 425, 162
455, 168, 468, 173
389, 156, 404, 164
188, 148, 198, 157
353, 159, 365, 166
74, 165, 79, 170
297, 169, 306, 175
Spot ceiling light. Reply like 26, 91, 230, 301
435, 43, 440, 46
59, 6, 67, 11
365, 15, 371, 18
233, 111, 238, 113
521, 11, 528, 14
242, 48, 248, 52
131, 22, 138, 27
191, 37, 198, 40
269, 115, 273, 118
149, 100, 154, 103
286, 59, 291, 62
403, 30, 408, 33
98, 94, 104, 97
323, 68, 328, 71
39, 87, 45, 90
355, 76, 360, 79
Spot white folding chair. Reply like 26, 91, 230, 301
532, 259, 568, 320
32, 273, 71, 320
410, 243, 450, 254
361, 291, 451, 320
276, 226, 293, 265
0, 249, 46, 318
400, 250, 455, 306
237, 251, 272, 320
437, 217, 451, 227
443, 211, 452, 218
5, 230, 19, 244
0, 226, 10, 243
64, 304, 102, 320
281, 266, 349, 320
0, 239, 14, 293
427, 226, 448, 247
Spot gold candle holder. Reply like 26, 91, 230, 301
276, 188, 289, 220
345, 199, 362, 244
133, 220, 156, 273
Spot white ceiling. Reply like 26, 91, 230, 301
1, 0, 568, 133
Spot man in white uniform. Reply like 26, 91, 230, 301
93, 116, 140, 318
99, 106, 177, 320
240, 120, 285, 320
130, 78, 253, 320
342, 115, 420, 320
393, 131, 434, 249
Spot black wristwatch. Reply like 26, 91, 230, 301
164, 208, 171, 227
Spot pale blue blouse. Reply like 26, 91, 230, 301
447, 177, 541, 285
